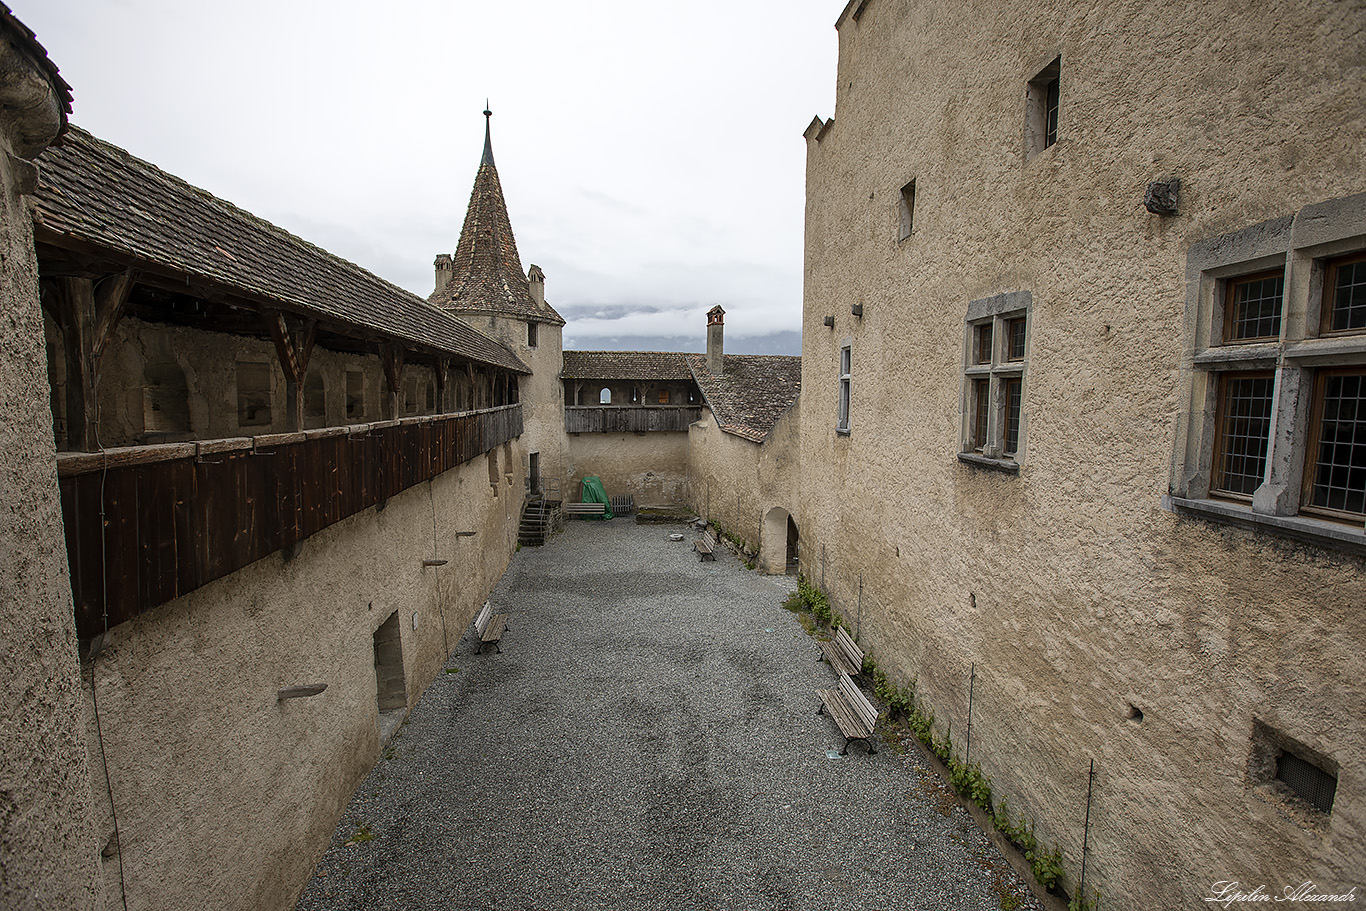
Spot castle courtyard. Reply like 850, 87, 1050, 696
293, 519, 1040, 911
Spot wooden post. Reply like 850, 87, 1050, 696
381, 342, 405, 420
263, 310, 317, 431
434, 357, 450, 414
51, 269, 136, 451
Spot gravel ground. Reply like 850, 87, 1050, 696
295, 519, 1043, 911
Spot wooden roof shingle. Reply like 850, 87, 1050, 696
562, 350, 696, 381
685, 353, 802, 442
34, 126, 529, 373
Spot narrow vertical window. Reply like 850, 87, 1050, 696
897, 179, 916, 242
971, 379, 990, 450
1211, 373, 1274, 498
837, 344, 852, 433
599, 387, 612, 404
1003, 378, 1023, 454
527, 321, 539, 348
1027, 58, 1061, 158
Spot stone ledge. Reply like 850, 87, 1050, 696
1164, 495, 1366, 557
956, 452, 1020, 475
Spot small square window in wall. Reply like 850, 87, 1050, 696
837, 344, 852, 433
658, 389, 670, 404
1026, 57, 1061, 159
1249, 720, 1338, 821
897, 179, 916, 242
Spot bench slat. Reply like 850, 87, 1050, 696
838, 672, 878, 732
819, 639, 858, 676
834, 627, 863, 673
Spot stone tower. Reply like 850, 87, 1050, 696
428, 107, 567, 497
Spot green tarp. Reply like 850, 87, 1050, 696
580, 476, 614, 519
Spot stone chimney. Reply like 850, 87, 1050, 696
434, 253, 453, 294
706, 305, 725, 375
528, 264, 545, 307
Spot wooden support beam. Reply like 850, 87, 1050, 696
49, 269, 137, 451
433, 357, 450, 415
263, 309, 318, 431
380, 342, 405, 420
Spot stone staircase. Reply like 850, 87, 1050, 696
518, 495, 562, 546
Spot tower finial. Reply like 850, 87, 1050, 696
481, 101, 495, 167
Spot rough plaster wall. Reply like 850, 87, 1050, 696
686, 402, 801, 569
564, 432, 688, 507
800, 0, 1366, 906
0, 135, 105, 907
88, 318, 433, 447
448, 312, 567, 497
80, 452, 521, 911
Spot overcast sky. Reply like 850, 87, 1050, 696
22, 1, 840, 354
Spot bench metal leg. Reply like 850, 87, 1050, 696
816, 703, 826, 716
840, 739, 849, 756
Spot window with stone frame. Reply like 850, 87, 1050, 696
960, 292, 1031, 470
1169, 194, 1366, 550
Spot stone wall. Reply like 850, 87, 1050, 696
47, 315, 455, 449
80, 446, 523, 911
456, 311, 569, 499
0, 23, 105, 911
565, 432, 689, 507
800, 0, 1366, 906
686, 403, 801, 573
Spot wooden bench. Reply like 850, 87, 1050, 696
472, 602, 508, 654
817, 672, 879, 755
694, 538, 714, 561
819, 626, 864, 677
564, 502, 606, 518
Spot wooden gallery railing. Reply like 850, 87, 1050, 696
57, 404, 523, 639
564, 405, 703, 434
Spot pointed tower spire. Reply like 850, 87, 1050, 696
427, 108, 564, 326
481, 101, 494, 167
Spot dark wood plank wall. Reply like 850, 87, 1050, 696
564, 406, 703, 434
59, 405, 523, 639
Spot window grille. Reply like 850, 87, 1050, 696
1305, 370, 1366, 517
1213, 373, 1275, 497
1325, 253, 1366, 333
1226, 273, 1284, 342
1277, 750, 1337, 814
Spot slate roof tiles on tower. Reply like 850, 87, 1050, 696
430, 109, 565, 326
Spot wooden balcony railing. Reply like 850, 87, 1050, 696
58, 404, 523, 638
564, 405, 703, 434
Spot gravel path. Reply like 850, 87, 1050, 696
295, 519, 1041, 911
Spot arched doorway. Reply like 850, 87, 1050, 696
760, 506, 798, 575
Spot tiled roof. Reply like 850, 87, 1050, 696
562, 350, 696, 381
33, 127, 528, 374
428, 117, 564, 326
685, 354, 802, 442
